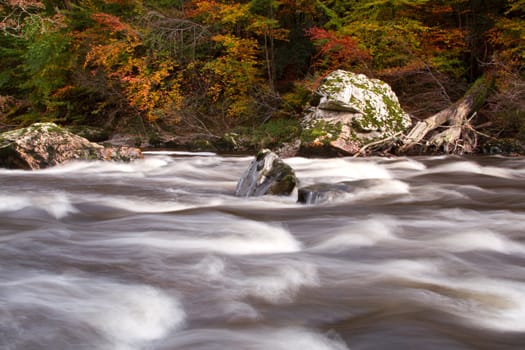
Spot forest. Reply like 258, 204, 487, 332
1, 0, 524, 152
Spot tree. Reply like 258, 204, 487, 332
306, 26, 370, 72
83, 11, 183, 125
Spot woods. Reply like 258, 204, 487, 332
1, 0, 524, 154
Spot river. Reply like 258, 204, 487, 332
1, 153, 525, 350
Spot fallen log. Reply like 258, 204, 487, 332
400, 74, 494, 154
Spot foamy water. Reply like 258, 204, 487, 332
1, 154, 525, 349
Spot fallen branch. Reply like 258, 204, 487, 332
400, 73, 494, 153
353, 132, 403, 157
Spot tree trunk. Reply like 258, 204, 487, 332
400, 74, 493, 153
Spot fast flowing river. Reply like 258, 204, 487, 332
1, 153, 525, 350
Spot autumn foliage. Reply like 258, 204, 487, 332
306, 27, 370, 71
0, 0, 523, 141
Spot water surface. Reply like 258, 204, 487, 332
1, 153, 525, 349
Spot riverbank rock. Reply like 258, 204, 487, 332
301, 70, 412, 156
0, 122, 142, 170
481, 138, 524, 155
235, 149, 297, 197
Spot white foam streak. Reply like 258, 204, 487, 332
99, 219, 301, 255
3, 156, 172, 178
425, 161, 516, 179
384, 158, 427, 171
166, 327, 349, 350
1, 274, 184, 349
0, 195, 31, 212
371, 259, 525, 332
431, 230, 525, 254
311, 218, 397, 251
91, 196, 196, 213
191, 256, 318, 306
239, 263, 319, 303
286, 157, 391, 185
349, 179, 410, 201
0, 192, 77, 219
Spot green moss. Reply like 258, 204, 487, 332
190, 139, 217, 152
235, 119, 302, 150
27, 122, 63, 134
301, 120, 342, 144
256, 149, 270, 161
268, 159, 296, 195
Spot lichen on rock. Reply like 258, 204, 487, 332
301, 70, 412, 155
0, 122, 143, 170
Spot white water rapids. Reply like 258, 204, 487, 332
1, 153, 525, 349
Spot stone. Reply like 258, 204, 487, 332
297, 182, 354, 204
0, 122, 143, 170
301, 70, 412, 155
481, 138, 524, 155
297, 179, 395, 204
235, 149, 297, 197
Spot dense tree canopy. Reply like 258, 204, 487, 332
1, 0, 523, 144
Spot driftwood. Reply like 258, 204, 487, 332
400, 74, 494, 154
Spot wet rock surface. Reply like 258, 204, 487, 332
235, 149, 297, 197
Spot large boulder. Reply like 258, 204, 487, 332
235, 149, 297, 197
301, 70, 412, 155
0, 122, 142, 170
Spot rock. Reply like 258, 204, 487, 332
301, 70, 412, 155
297, 179, 388, 204
481, 138, 524, 155
235, 149, 297, 197
297, 182, 354, 204
100, 146, 144, 162
0, 122, 143, 170
275, 139, 301, 158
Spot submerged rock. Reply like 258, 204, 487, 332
0, 122, 142, 170
301, 70, 412, 155
297, 182, 355, 204
235, 149, 297, 197
298, 179, 400, 204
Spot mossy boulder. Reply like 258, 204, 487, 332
0, 122, 142, 170
301, 70, 412, 155
234, 149, 297, 197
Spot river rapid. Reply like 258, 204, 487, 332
1, 153, 525, 350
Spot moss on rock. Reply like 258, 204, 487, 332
235, 149, 297, 197
301, 70, 412, 155
0, 122, 143, 169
